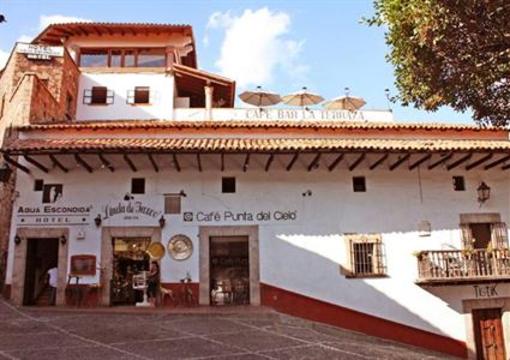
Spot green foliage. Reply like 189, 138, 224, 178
366, 0, 510, 126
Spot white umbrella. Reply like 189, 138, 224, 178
239, 86, 281, 107
324, 88, 366, 111
281, 87, 324, 107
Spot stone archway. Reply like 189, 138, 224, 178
11, 227, 69, 306
100, 226, 161, 306
199, 225, 260, 306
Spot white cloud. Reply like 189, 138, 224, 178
39, 15, 92, 30
0, 49, 9, 69
17, 35, 33, 43
207, 8, 308, 87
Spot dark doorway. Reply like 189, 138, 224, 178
210, 236, 249, 306
111, 237, 150, 306
470, 223, 492, 250
472, 308, 506, 360
23, 238, 59, 306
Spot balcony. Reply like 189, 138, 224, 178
416, 249, 510, 285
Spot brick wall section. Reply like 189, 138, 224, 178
0, 45, 81, 291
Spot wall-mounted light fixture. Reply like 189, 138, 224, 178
94, 214, 102, 227
159, 215, 166, 228
179, 190, 187, 197
60, 235, 67, 245
14, 235, 21, 246
477, 182, 491, 205
302, 190, 312, 197
0, 165, 12, 183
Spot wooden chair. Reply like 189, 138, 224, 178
159, 285, 175, 306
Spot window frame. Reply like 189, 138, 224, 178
164, 194, 182, 214
222, 177, 236, 193
127, 86, 151, 105
83, 86, 114, 105
352, 176, 367, 192
79, 47, 167, 68
344, 234, 387, 278
131, 178, 146, 195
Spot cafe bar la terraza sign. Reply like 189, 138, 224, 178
17, 43, 64, 60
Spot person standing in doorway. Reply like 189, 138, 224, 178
47, 266, 58, 305
147, 261, 160, 307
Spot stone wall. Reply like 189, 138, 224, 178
0, 45, 81, 291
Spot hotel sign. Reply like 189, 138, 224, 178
16, 205, 92, 226
17, 43, 64, 60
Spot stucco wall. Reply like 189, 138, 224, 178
5, 153, 509, 342
76, 72, 174, 120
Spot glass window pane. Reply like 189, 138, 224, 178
137, 49, 166, 67
124, 50, 136, 67
80, 49, 108, 67
110, 50, 122, 67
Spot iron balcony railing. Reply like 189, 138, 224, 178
417, 249, 510, 283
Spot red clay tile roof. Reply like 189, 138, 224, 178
4, 137, 510, 154
17, 120, 505, 132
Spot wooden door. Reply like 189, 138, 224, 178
472, 308, 506, 360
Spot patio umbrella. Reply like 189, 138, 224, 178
239, 86, 281, 107
281, 87, 324, 108
324, 88, 366, 111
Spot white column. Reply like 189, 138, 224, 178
204, 84, 214, 120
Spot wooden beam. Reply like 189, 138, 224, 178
24, 155, 49, 173
349, 153, 366, 171
74, 154, 93, 173
123, 154, 137, 172
173, 153, 181, 172
265, 154, 275, 172
501, 162, 510, 170
369, 153, 388, 170
409, 154, 432, 170
49, 154, 69, 173
243, 153, 250, 172
446, 153, 472, 171
98, 154, 114, 172
465, 154, 493, 171
286, 153, 299, 171
485, 154, 510, 170
328, 154, 344, 172
220, 153, 225, 172
389, 153, 410, 171
196, 153, 202, 172
428, 153, 453, 170
147, 153, 159, 172
3, 155, 30, 174
307, 153, 321, 172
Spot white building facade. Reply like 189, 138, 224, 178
1, 22, 509, 359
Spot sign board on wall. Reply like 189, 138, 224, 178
16, 205, 92, 226
17, 43, 64, 60
182, 209, 298, 225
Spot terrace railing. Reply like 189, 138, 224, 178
417, 249, 510, 283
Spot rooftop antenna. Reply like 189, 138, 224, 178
384, 88, 393, 112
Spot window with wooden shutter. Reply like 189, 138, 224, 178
491, 222, 508, 249
164, 194, 181, 214
84, 87, 114, 105
460, 223, 474, 249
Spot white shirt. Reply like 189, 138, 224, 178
48, 267, 58, 288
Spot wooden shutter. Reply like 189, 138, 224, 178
460, 223, 473, 249
164, 194, 181, 214
491, 222, 508, 249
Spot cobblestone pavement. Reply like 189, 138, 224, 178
0, 300, 458, 360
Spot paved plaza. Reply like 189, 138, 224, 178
0, 300, 457, 359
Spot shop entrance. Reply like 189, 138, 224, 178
210, 236, 249, 305
111, 237, 151, 306
23, 238, 59, 306
472, 308, 506, 360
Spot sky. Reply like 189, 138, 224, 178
0, 0, 474, 124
